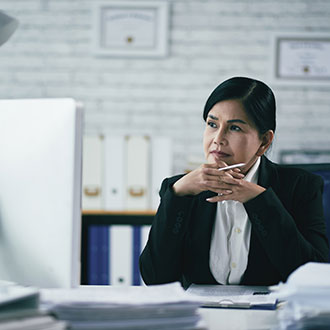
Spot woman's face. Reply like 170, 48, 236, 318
203, 100, 268, 173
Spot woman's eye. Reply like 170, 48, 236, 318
230, 125, 241, 132
207, 121, 217, 128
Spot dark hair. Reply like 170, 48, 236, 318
203, 77, 276, 135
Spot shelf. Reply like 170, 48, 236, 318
82, 210, 156, 216
81, 210, 155, 285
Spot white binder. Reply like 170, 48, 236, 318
151, 137, 172, 210
104, 136, 125, 210
82, 135, 104, 210
110, 225, 133, 286
125, 135, 150, 210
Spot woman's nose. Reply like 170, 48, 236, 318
213, 128, 227, 145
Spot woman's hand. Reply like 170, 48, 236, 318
173, 161, 266, 203
206, 180, 266, 203
172, 162, 245, 197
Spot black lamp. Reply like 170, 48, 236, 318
0, 10, 18, 47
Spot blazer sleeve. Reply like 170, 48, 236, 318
139, 176, 195, 285
244, 172, 329, 281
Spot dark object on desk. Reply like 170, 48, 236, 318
281, 163, 330, 262
253, 291, 269, 295
201, 302, 277, 310
187, 284, 277, 310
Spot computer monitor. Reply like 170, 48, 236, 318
0, 98, 83, 288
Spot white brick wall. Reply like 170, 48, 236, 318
1, 0, 330, 174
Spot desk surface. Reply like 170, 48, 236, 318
78, 285, 278, 329
199, 307, 278, 330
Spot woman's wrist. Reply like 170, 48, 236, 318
243, 185, 266, 203
172, 181, 188, 196
173, 179, 198, 196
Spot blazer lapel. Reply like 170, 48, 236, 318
241, 156, 280, 285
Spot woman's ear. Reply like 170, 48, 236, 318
256, 130, 274, 156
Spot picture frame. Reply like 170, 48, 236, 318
93, 1, 169, 58
279, 150, 330, 164
270, 32, 330, 86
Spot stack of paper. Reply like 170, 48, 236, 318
40, 282, 206, 330
272, 262, 330, 329
0, 281, 66, 330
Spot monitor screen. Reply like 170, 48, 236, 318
0, 98, 82, 288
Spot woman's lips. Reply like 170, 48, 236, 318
210, 150, 231, 158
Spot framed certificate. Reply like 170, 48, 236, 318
93, 1, 169, 58
279, 150, 330, 164
271, 33, 330, 85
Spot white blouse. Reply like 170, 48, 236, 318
209, 157, 260, 284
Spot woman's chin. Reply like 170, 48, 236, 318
208, 156, 229, 166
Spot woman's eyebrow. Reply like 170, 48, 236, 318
227, 119, 248, 125
208, 115, 248, 125
208, 114, 218, 120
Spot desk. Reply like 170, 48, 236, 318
76, 285, 278, 329
199, 307, 278, 330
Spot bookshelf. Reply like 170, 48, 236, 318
81, 210, 155, 285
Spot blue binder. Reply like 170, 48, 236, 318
87, 225, 144, 285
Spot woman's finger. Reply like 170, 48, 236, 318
206, 191, 233, 203
203, 175, 242, 191
230, 170, 245, 179
220, 176, 242, 185
202, 167, 232, 177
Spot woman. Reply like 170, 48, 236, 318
139, 77, 329, 288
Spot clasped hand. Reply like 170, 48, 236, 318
172, 162, 265, 203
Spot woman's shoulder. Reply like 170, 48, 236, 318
265, 157, 324, 186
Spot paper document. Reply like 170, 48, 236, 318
40, 282, 206, 330
272, 262, 330, 309
41, 282, 201, 305
272, 262, 330, 329
0, 313, 66, 330
0, 283, 66, 330
187, 284, 277, 309
0, 283, 39, 311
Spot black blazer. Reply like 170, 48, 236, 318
139, 156, 329, 287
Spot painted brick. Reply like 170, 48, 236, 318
0, 0, 329, 171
